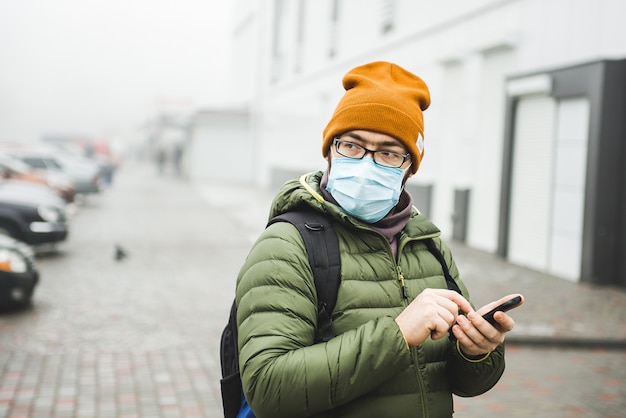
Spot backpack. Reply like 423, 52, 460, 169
219, 209, 341, 418
218, 209, 462, 418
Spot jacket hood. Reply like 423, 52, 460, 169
268, 171, 329, 218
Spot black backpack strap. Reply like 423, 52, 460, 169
219, 300, 243, 418
424, 238, 463, 295
268, 209, 341, 342
424, 238, 468, 342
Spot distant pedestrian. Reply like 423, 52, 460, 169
173, 144, 183, 176
155, 147, 166, 175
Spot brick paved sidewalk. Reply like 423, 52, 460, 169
0, 347, 219, 418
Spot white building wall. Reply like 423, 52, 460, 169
470, 47, 515, 251
188, 110, 253, 183
227, 0, 626, 255
229, 7, 258, 103
518, 0, 626, 71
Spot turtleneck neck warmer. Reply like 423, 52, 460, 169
320, 169, 413, 258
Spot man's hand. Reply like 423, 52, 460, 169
451, 294, 524, 357
395, 289, 472, 347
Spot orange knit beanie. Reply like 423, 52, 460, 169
322, 61, 431, 173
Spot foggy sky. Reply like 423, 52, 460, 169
0, 0, 233, 144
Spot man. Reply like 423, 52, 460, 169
236, 61, 521, 417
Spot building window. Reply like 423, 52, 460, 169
328, 0, 340, 58
271, 0, 285, 82
295, 0, 306, 73
380, 0, 395, 34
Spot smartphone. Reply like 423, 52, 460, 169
481, 295, 523, 325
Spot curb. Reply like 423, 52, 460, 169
506, 336, 626, 350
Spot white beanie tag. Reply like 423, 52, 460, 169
417, 133, 424, 155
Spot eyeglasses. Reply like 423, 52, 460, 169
333, 138, 411, 168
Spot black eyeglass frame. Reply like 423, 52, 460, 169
332, 138, 412, 168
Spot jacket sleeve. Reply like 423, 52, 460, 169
437, 239, 506, 396
447, 343, 506, 397
236, 222, 411, 418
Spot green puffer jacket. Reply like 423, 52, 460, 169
236, 171, 505, 418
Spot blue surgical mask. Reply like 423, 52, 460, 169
326, 157, 405, 223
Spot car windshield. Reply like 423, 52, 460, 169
0, 156, 30, 174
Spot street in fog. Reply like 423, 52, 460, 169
0, 162, 624, 417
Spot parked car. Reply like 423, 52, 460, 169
0, 179, 69, 246
5, 147, 102, 196
43, 138, 121, 187
0, 234, 39, 311
0, 154, 76, 203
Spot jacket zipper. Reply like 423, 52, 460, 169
397, 266, 409, 299
396, 264, 429, 416
397, 234, 435, 418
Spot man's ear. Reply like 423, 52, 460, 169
325, 148, 333, 165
